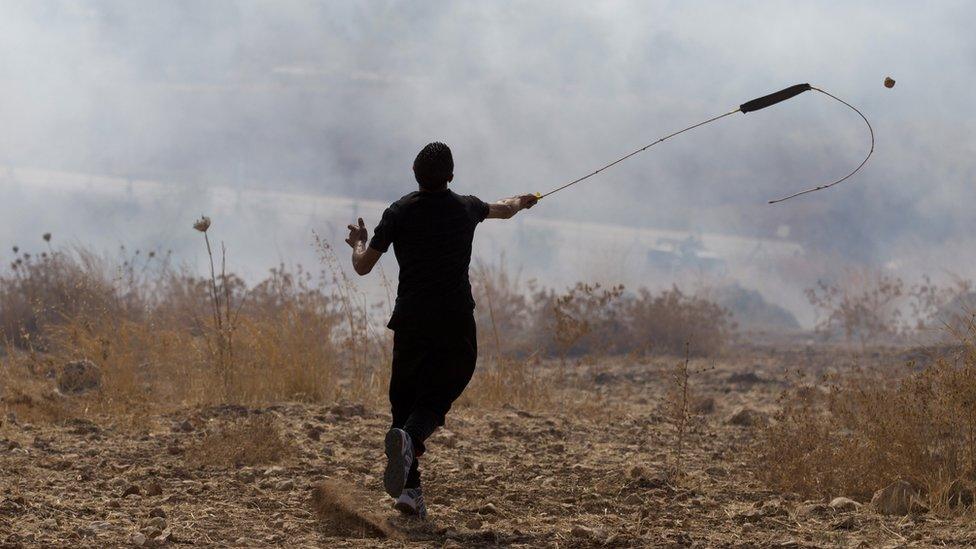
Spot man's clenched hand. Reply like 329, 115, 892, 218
487, 193, 539, 219
517, 194, 539, 210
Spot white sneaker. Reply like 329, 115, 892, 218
383, 428, 414, 498
394, 487, 427, 519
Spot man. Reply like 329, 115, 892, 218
344, 141, 537, 518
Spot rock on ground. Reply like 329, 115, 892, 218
871, 480, 925, 516
829, 497, 860, 513
57, 359, 102, 394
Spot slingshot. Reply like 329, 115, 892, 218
536, 83, 874, 205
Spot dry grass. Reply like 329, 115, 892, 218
760, 327, 976, 510
0, 230, 736, 429
185, 414, 296, 468
458, 355, 554, 412
472, 259, 733, 358
0, 229, 379, 422
806, 269, 975, 346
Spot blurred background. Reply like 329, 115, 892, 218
1, 0, 973, 328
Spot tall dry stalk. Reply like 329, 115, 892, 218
669, 341, 692, 480
193, 215, 239, 396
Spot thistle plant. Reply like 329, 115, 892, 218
194, 215, 236, 396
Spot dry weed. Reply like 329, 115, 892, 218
760, 331, 976, 510
458, 356, 554, 412
806, 269, 975, 346
472, 258, 733, 358
1, 227, 385, 421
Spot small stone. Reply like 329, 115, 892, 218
306, 426, 323, 441
130, 532, 147, 546
727, 371, 768, 385
478, 502, 498, 515
728, 408, 766, 427
760, 500, 788, 517
144, 481, 163, 497
465, 517, 483, 530
705, 466, 727, 477
275, 479, 295, 491
795, 501, 829, 519
829, 496, 860, 513
264, 466, 286, 476
736, 508, 763, 523
121, 484, 141, 497
871, 479, 925, 516
149, 507, 167, 519
832, 515, 857, 530
57, 359, 102, 394
692, 396, 716, 414
236, 469, 256, 483
443, 541, 463, 549
438, 430, 458, 448
147, 516, 167, 530
571, 525, 596, 539
594, 477, 616, 493
154, 528, 172, 545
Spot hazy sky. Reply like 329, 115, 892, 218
1, 1, 974, 301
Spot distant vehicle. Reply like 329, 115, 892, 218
646, 235, 725, 275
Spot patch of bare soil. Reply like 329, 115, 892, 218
4, 350, 976, 547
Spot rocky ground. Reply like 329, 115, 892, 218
3, 348, 976, 547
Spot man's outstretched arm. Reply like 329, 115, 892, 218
487, 194, 538, 219
345, 217, 382, 275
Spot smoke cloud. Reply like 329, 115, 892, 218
1, 1, 974, 326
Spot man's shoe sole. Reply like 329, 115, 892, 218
383, 429, 407, 498
393, 500, 418, 516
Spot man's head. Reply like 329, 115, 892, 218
413, 142, 454, 191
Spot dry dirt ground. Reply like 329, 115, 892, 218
3, 348, 976, 548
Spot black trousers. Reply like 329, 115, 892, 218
389, 312, 477, 488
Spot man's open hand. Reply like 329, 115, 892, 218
345, 218, 368, 249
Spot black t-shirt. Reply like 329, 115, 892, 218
369, 189, 490, 329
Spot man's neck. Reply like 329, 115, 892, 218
419, 185, 449, 193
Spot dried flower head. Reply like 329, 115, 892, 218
12, 246, 18, 253
884, 76, 896, 89
193, 216, 212, 232
42, 232, 51, 242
